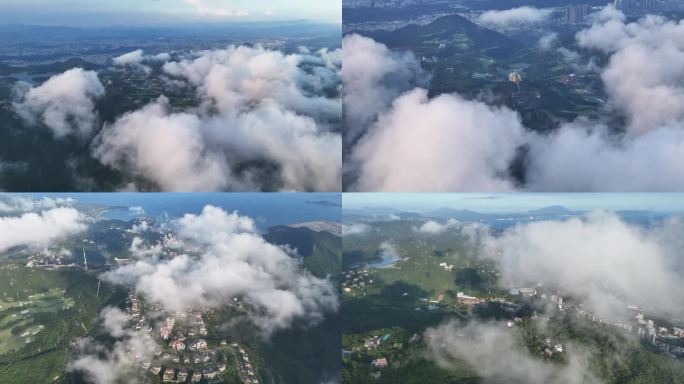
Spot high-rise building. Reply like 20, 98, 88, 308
565, 4, 591, 24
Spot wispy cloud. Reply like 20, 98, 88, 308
184, 0, 249, 17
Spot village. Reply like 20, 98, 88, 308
124, 293, 260, 383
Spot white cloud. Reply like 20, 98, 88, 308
13, 68, 105, 138
112, 50, 172, 74
8, 42, 339, 192
102, 206, 338, 336
0, 207, 86, 252
130, 221, 149, 235
69, 307, 159, 384
93, 95, 341, 192
163, 45, 340, 119
377, 241, 399, 262
343, 35, 526, 192
522, 11, 684, 191
93, 45, 341, 192
342, 223, 369, 236
481, 211, 684, 318
418, 219, 459, 234
184, 0, 249, 17
92, 96, 230, 192
527, 122, 684, 191
350, 89, 526, 192
425, 321, 598, 384
538, 32, 558, 50
478, 7, 553, 30
0, 195, 75, 213
577, 8, 684, 134
113, 49, 145, 66
128, 236, 162, 258
149, 52, 171, 62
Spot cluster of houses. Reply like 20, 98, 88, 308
456, 292, 485, 305
342, 270, 373, 295
149, 365, 224, 383
343, 330, 425, 379
25, 246, 81, 268
124, 294, 229, 383
232, 343, 260, 384
542, 337, 564, 358
363, 334, 390, 350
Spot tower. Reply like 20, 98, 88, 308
83, 248, 88, 271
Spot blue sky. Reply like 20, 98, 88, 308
0, 0, 341, 26
343, 193, 684, 213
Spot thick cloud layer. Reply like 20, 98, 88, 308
527, 123, 684, 191
92, 97, 230, 192
478, 7, 553, 30
162, 45, 340, 119
351, 89, 526, 191
103, 206, 338, 336
481, 211, 684, 318
0, 207, 86, 252
577, 6, 684, 134
344, 34, 526, 191
95, 45, 341, 191
425, 321, 597, 384
13, 68, 105, 138
342, 34, 424, 146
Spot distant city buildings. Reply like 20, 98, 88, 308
565, 4, 591, 24
614, 0, 660, 13
343, 0, 427, 8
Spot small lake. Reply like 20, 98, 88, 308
364, 253, 400, 269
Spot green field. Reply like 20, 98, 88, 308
0, 288, 73, 354
0, 266, 123, 384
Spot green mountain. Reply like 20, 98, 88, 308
365, 14, 523, 59
265, 224, 342, 279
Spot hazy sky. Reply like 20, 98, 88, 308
343, 193, 684, 213
0, 0, 341, 26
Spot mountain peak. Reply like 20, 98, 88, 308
287, 221, 342, 236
